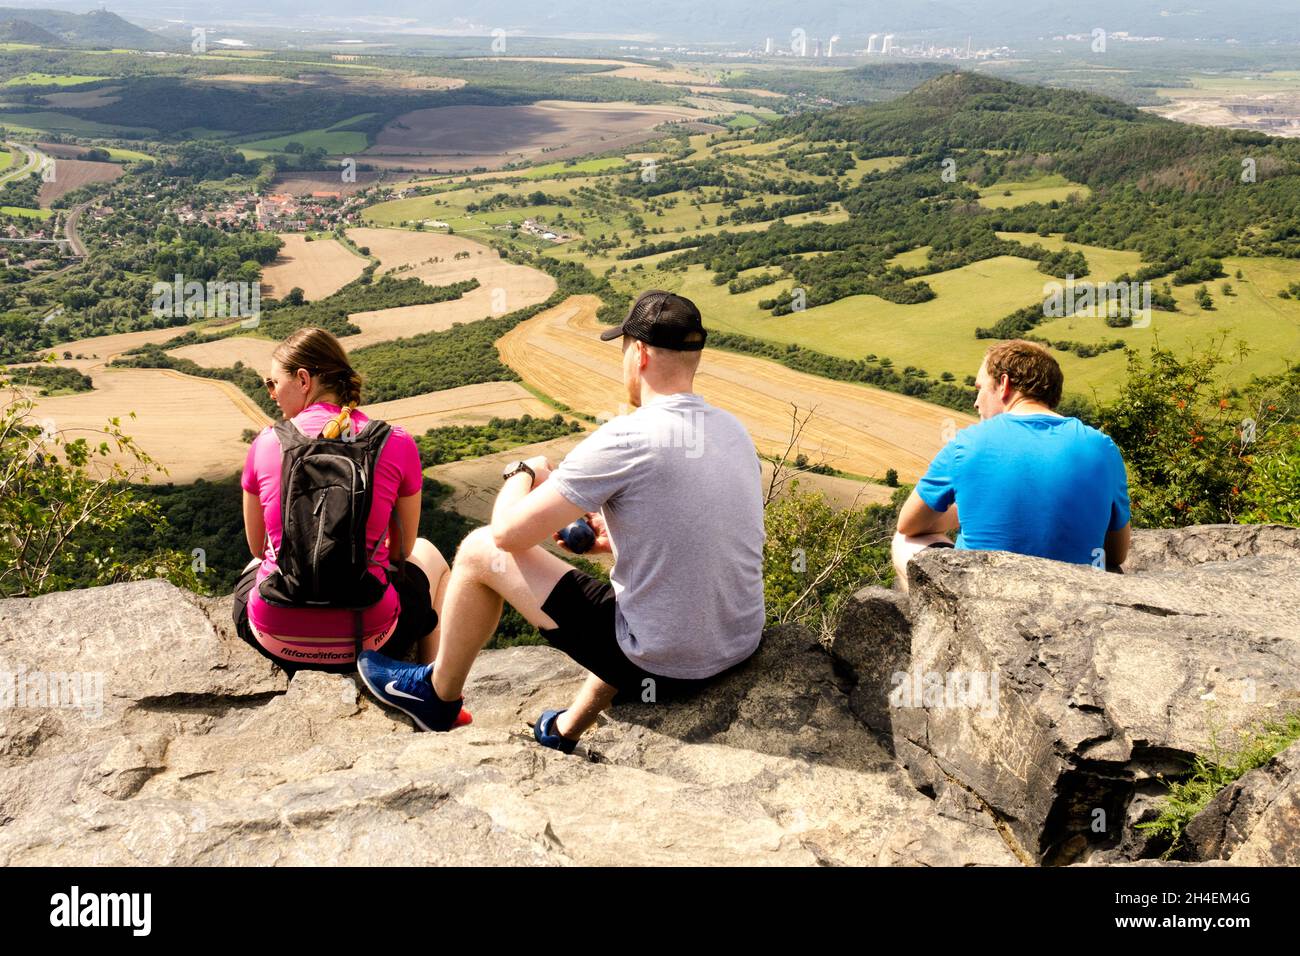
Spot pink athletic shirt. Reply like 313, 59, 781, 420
241, 401, 423, 661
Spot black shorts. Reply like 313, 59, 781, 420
537, 568, 752, 706
231, 561, 436, 676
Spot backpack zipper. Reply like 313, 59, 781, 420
312, 489, 328, 596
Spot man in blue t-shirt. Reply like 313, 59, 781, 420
893, 339, 1131, 591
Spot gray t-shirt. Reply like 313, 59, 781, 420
548, 391, 766, 679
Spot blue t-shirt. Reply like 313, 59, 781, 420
916, 413, 1130, 565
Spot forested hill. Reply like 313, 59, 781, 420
762, 70, 1300, 186
618, 69, 1300, 373
748, 71, 1300, 258
764, 72, 1157, 156
0, 17, 61, 46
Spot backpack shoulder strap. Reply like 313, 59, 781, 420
358, 417, 392, 447
272, 417, 311, 450
360, 419, 398, 565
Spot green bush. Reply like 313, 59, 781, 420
1240, 427, 1300, 526
414, 414, 582, 468
0, 387, 200, 597
2, 364, 92, 395
1094, 342, 1298, 528
762, 479, 905, 633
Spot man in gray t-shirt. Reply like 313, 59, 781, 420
548, 389, 766, 679
355, 290, 767, 752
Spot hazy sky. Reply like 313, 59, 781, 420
14, 1, 1300, 44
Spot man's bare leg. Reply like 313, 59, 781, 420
891, 531, 954, 594
554, 673, 618, 740
431, 526, 571, 702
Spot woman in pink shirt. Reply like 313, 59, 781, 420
231, 327, 452, 676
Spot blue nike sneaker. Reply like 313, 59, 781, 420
356, 651, 472, 732
533, 708, 578, 754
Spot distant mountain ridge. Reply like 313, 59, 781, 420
0, 17, 62, 45
0, 7, 169, 49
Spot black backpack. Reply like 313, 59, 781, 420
257, 416, 400, 651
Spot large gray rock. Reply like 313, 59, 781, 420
826, 525, 1300, 865
1123, 523, 1300, 573
0, 578, 1015, 866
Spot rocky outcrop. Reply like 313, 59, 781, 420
0, 580, 1014, 866
0, 524, 1296, 866
825, 524, 1300, 866
1121, 522, 1300, 573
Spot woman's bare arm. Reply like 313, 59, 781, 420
243, 490, 267, 560
388, 492, 420, 562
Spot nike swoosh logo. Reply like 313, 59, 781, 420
385, 681, 424, 702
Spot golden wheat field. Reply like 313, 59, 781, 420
14, 368, 566, 483
172, 227, 559, 363
19, 367, 270, 483
349, 227, 552, 289
39, 325, 214, 368
260, 234, 368, 301
168, 229, 556, 360
365, 381, 557, 433
168, 335, 279, 372
343, 227, 556, 346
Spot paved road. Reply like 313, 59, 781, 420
62, 199, 89, 256
0, 140, 42, 186
18, 200, 93, 286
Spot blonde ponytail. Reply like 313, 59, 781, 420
322, 402, 357, 439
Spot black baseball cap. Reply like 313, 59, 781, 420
599, 290, 707, 351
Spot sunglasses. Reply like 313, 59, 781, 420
265, 367, 318, 393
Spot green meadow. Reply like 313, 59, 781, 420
628, 256, 1089, 383
1033, 254, 1300, 397
2, 73, 109, 87
520, 157, 628, 179
103, 146, 154, 162
638, 223, 1294, 401
631, 232, 1298, 402
1174, 71, 1300, 95
887, 246, 933, 269
237, 114, 377, 156
1, 205, 53, 219
365, 151, 851, 268
361, 121, 1297, 407
977, 174, 1091, 209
